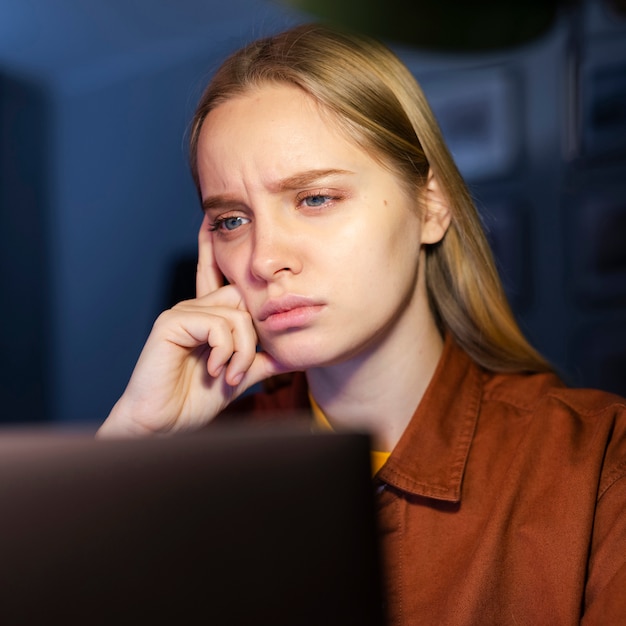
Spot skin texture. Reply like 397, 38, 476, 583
99, 83, 450, 449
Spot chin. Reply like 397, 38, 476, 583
260, 334, 341, 371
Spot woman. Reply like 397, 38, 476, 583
98, 23, 626, 625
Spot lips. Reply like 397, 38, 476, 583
258, 295, 325, 331
258, 295, 323, 320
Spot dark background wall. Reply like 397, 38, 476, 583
0, 0, 624, 426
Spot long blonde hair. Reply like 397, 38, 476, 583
189, 23, 551, 374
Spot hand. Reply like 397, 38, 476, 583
97, 215, 286, 437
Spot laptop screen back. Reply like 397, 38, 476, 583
0, 422, 384, 625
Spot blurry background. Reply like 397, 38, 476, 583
0, 0, 625, 426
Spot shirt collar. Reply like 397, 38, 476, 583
376, 335, 482, 503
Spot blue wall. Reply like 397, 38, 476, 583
1, 0, 625, 425
0, 0, 300, 424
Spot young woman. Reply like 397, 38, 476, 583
98, 23, 626, 625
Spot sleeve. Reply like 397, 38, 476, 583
581, 410, 626, 624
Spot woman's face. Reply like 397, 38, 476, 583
196, 82, 434, 371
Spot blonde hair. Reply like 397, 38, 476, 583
189, 23, 551, 374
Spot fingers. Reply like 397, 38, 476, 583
161, 299, 290, 392
174, 287, 295, 391
196, 214, 224, 297
241, 349, 293, 390
203, 307, 258, 385
166, 288, 258, 386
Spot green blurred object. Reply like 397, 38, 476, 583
278, 0, 570, 51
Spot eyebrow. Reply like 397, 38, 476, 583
201, 168, 354, 213
202, 196, 245, 213
272, 168, 354, 192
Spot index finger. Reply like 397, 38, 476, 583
196, 213, 224, 297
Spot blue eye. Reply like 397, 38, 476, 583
209, 216, 249, 232
303, 194, 331, 207
223, 217, 245, 230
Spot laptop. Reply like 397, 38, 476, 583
0, 420, 384, 625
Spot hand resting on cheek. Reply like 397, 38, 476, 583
96, 215, 287, 438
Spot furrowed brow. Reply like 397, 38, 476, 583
201, 196, 246, 213
201, 169, 354, 211
274, 169, 354, 191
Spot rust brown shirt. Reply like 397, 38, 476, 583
224, 337, 626, 625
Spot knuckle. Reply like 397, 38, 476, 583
152, 309, 175, 330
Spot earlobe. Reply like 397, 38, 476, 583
421, 169, 451, 245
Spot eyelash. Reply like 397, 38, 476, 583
208, 215, 248, 233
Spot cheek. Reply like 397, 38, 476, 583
391, 210, 423, 254
213, 245, 239, 285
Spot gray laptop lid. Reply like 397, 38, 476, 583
0, 422, 384, 625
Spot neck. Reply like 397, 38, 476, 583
306, 293, 444, 453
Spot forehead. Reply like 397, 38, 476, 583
195, 83, 383, 185
199, 83, 342, 148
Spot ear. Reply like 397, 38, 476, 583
420, 169, 451, 245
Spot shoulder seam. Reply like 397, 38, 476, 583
483, 387, 626, 418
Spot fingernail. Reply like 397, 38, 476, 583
230, 372, 244, 386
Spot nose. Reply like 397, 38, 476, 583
249, 217, 302, 282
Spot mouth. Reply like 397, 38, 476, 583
258, 296, 325, 332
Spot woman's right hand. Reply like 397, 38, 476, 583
96, 216, 286, 438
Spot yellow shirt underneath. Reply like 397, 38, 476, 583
309, 394, 390, 476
